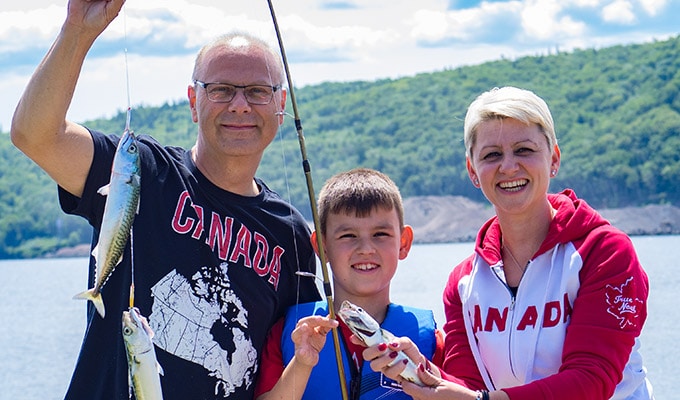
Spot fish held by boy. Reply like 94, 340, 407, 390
337, 300, 424, 386
122, 307, 164, 400
73, 128, 141, 318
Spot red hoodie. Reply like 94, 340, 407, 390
442, 190, 652, 399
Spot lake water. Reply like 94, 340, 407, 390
0, 236, 676, 399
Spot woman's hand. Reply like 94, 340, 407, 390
356, 335, 431, 383
399, 366, 481, 400
356, 334, 496, 400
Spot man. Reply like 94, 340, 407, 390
11, 0, 320, 399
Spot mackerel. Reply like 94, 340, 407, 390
122, 307, 164, 400
337, 300, 424, 386
73, 128, 141, 318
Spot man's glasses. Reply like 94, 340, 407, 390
194, 80, 281, 105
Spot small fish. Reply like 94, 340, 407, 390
73, 128, 141, 318
122, 307, 164, 400
337, 300, 424, 386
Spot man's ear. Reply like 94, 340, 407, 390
188, 85, 198, 123
277, 88, 287, 125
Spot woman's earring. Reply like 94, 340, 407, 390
550, 170, 556, 177
473, 178, 479, 185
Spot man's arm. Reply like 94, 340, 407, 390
10, 0, 126, 197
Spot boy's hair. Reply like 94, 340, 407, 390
317, 168, 404, 235
464, 86, 557, 159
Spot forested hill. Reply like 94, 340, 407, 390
2, 35, 679, 258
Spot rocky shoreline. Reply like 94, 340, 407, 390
403, 196, 680, 244
48, 196, 680, 257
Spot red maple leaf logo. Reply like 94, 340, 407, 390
605, 277, 644, 329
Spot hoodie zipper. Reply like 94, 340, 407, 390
495, 260, 530, 379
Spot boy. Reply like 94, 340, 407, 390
255, 168, 445, 399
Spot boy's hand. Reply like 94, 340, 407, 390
291, 315, 338, 367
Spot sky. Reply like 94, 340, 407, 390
1, 0, 678, 131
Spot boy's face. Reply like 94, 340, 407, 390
316, 206, 413, 302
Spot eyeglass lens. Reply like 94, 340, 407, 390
205, 83, 275, 104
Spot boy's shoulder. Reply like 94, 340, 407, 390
285, 301, 328, 316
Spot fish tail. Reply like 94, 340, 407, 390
73, 289, 106, 318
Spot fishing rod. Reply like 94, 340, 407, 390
266, 1, 350, 399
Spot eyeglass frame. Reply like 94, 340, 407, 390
193, 80, 282, 105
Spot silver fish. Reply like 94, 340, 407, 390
73, 128, 141, 318
122, 307, 164, 400
337, 300, 424, 386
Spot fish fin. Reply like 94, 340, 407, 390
97, 183, 111, 196
91, 244, 100, 267
132, 175, 141, 214
130, 174, 141, 187
73, 289, 106, 318
130, 357, 140, 375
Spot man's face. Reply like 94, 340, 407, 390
189, 44, 286, 160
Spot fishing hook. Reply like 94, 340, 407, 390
266, 2, 350, 399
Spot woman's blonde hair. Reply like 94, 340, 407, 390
464, 86, 556, 159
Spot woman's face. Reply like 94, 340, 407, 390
467, 117, 560, 217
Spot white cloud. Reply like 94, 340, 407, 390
0, 5, 63, 53
411, 2, 524, 43
570, 0, 601, 6
521, 0, 587, 40
278, 14, 396, 56
70, 53, 195, 122
411, 10, 450, 41
602, 0, 637, 24
0, 0, 678, 130
637, 0, 667, 16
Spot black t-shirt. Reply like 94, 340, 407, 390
60, 130, 320, 399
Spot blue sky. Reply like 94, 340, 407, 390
1, 0, 678, 130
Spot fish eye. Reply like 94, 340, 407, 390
123, 326, 132, 335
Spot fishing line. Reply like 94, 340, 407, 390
266, 1, 350, 399
129, 228, 135, 309
273, 123, 302, 296
122, 4, 135, 309
260, 48, 304, 306
258, 42, 309, 317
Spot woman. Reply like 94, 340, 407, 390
363, 87, 653, 400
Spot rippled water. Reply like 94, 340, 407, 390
0, 236, 675, 399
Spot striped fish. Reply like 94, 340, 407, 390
73, 128, 141, 318
122, 307, 164, 400
337, 300, 424, 386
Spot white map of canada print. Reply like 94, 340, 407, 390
149, 262, 257, 397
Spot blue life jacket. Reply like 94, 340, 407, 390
281, 301, 437, 400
